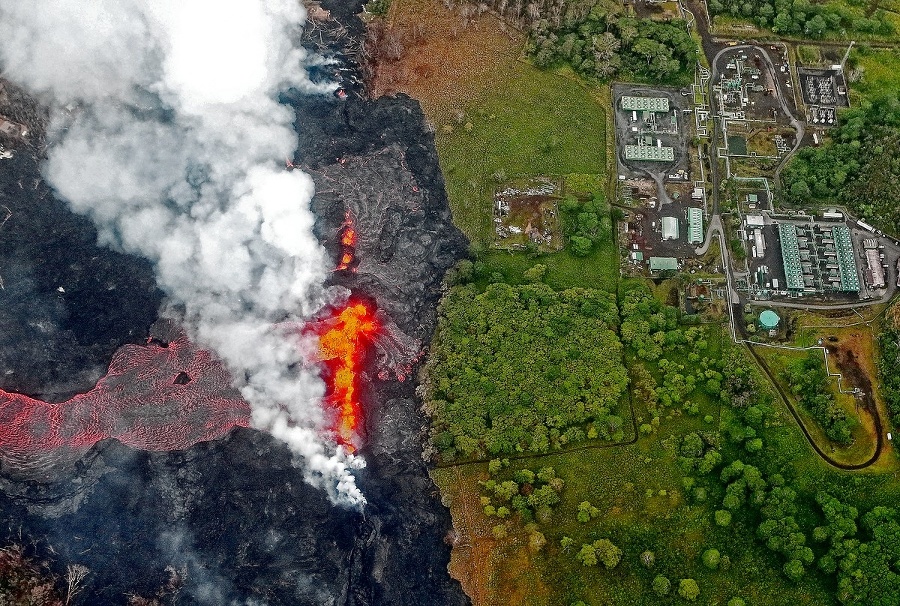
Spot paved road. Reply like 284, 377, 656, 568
694, 213, 723, 255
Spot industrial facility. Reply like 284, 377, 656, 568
616, 90, 680, 165
777, 222, 860, 294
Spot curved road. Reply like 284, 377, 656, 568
708, 44, 806, 183
744, 340, 883, 470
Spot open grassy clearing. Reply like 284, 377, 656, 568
376, 0, 615, 288
378, 0, 609, 248
848, 46, 900, 103
436, 72, 608, 247
474, 241, 618, 292
373, 0, 522, 125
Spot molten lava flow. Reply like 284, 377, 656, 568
336, 211, 357, 271
315, 302, 379, 449
0, 331, 251, 463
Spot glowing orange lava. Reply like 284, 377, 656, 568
336, 211, 356, 271
316, 302, 379, 448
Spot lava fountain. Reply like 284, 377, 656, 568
314, 302, 379, 449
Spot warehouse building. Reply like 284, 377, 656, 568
624, 144, 675, 162
649, 257, 678, 272
832, 225, 860, 292
662, 216, 680, 241
687, 208, 703, 244
865, 248, 886, 288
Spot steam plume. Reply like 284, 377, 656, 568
0, 0, 366, 504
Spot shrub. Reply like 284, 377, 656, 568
679, 578, 700, 601
702, 548, 721, 570
652, 575, 671, 596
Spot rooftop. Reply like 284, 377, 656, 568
649, 256, 678, 271
832, 225, 860, 292
621, 96, 670, 112
624, 145, 675, 162
687, 208, 703, 244
662, 216, 679, 241
759, 310, 780, 329
778, 223, 804, 291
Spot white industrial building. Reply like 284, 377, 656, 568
662, 216, 679, 240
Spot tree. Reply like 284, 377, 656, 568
494, 481, 520, 502
65, 564, 90, 606
728, 598, 747, 606
652, 574, 671, 596
679, 578, 701, 601
745, 437, 763, 453
773, 11, 793, 32
640, 550, 656, 568
560, 536, 575, 552
576, 544, 598, 566
593, 539, 623, 569
784, 558, 805, 581
805, 14, 827, 37
570, 235, 593, 256
702, 548, 722, 570
523, 264, 547, 283
715, 509, 733, 527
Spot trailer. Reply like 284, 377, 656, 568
857, 219, 876, 233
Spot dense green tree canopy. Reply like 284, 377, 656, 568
527, 7, 697, 84
425, 283, 628, 459
707, 0, 893, 37
782, 95, 900, 234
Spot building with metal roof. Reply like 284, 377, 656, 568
649, 257, 678, 272
746, 215, 765, 227
832, 225, 860, 292
624, 144, 675, 162
778, 223, 804, 291
687, 208, 703, 244
662, 216, 679, 241
865, 248, 885, 288
621, 96, 670, 112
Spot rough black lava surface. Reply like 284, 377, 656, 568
0, 2, 470, 604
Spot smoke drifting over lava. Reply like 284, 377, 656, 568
0, 1, 366, 504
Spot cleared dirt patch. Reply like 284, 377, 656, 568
493, 177, 563, 251
432, 465, 551, 606
370, 0, 522, 123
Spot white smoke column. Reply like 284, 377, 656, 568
0, 0, 366, 505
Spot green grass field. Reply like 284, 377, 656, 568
436, 61, 608, 248
848, 46, 900, 103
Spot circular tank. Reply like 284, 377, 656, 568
759, 309, 780, 330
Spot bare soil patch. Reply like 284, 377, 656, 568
369, 0, 522, 123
